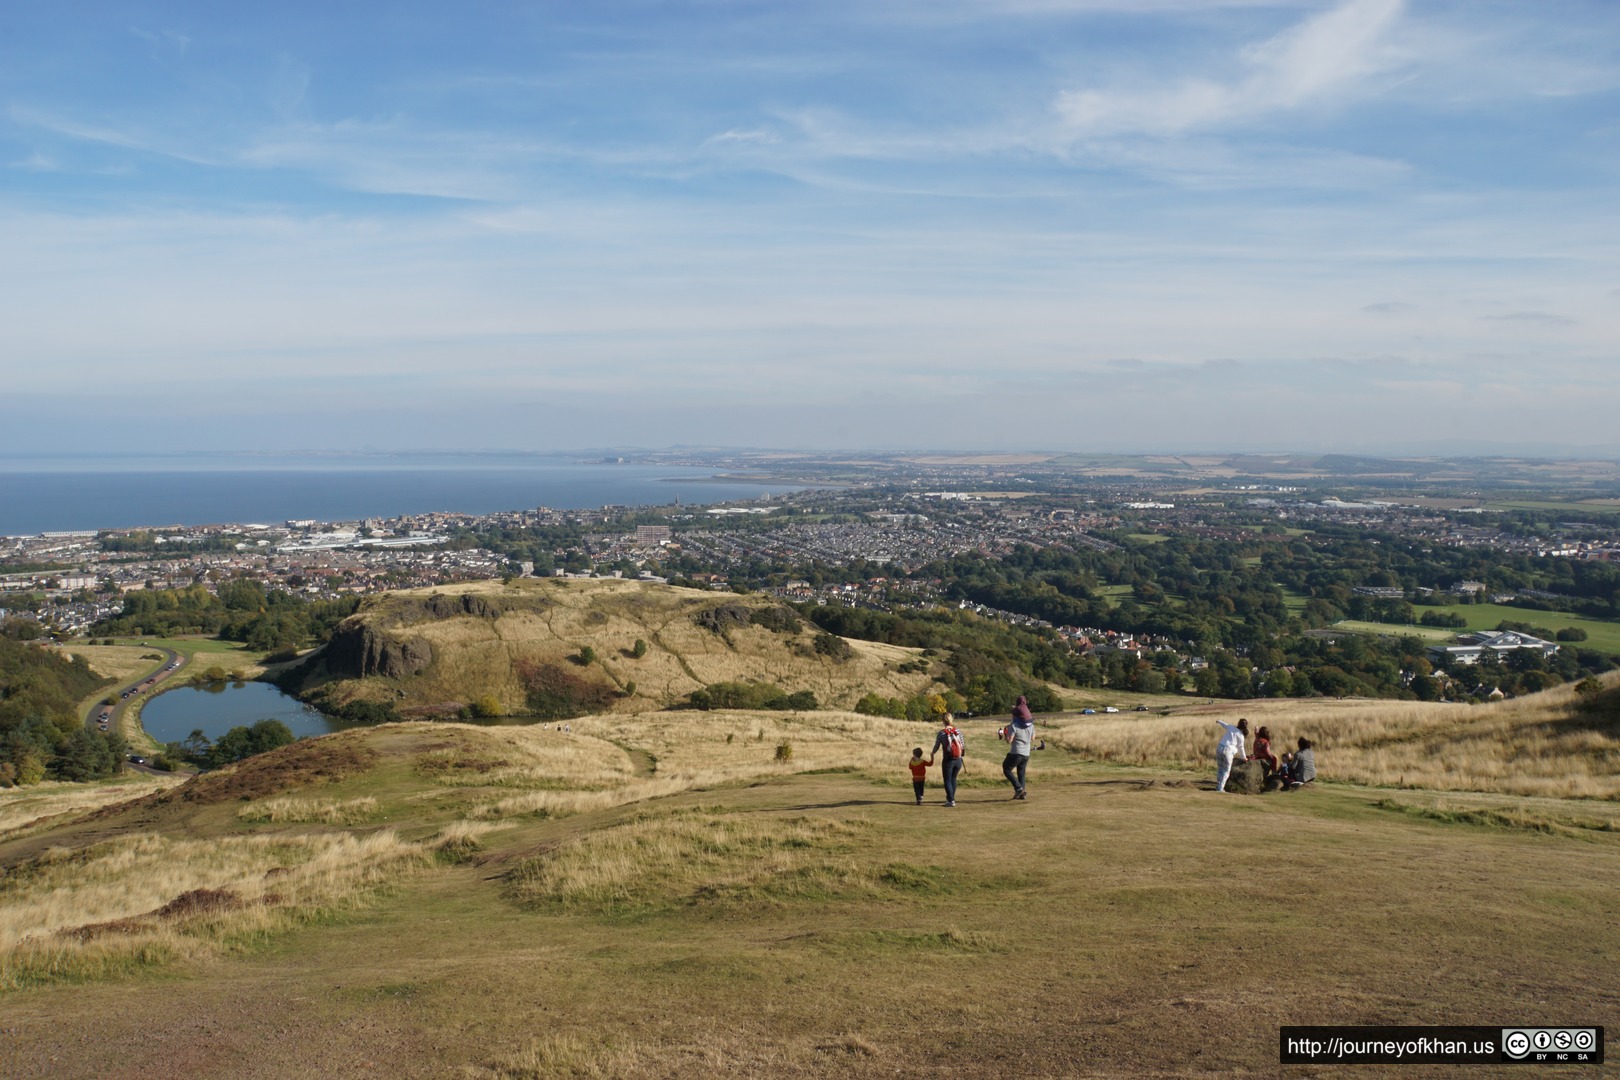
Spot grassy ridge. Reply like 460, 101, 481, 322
2, 687, 1617, 1076
300, 578, 940, 717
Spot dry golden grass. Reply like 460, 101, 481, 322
416, 725, 641, 790
0, 828, 429, 989
506, 808, 873, 912
1047, 677, 1620, 799
321, 578, 938, 715
456, 1032, 804, 1080
62, 645, 162, 687
402, 712, 933, 823
236, 795, 380, 825
463, 710, 933, 822
0, 775, 183, 841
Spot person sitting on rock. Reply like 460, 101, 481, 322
1249, 725, 1278, 778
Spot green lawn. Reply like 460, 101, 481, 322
1481, 498, 1620, 514
113, 636, 263, 658
1333, 603, 1620, 654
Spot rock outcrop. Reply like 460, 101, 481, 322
325, 618, 433, 679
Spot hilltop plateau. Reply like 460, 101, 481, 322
281, 578, 938, 720
3, 677, 1617, 1076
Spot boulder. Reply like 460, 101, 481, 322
1223, 759, 1268, 795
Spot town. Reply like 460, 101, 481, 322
5, 458, 1619, 707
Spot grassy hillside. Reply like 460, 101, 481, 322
1047, 674, 1620, 800
2, 679, 1617, 1076
287, 578, 940, 717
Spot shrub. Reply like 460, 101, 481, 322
631, 638, 649, 659
514, 658, 617, 720
469, 695, 503, 719
813, 632, 853, 662
753, 606, 802, 634
684, 682, 816, 711
774, 741, 793, 763
209, 719, 296, 767
1556, 627, 1589, 642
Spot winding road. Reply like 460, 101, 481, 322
85, 645, 189, 762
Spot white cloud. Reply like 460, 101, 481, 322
1055, 0, 1405, 136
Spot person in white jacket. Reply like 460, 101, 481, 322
1213, 717, 1249, 793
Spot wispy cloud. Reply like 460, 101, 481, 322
1483, 311, 1576, 327
1055, 0, 1406, 136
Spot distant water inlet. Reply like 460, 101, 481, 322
139, 681, 352, 744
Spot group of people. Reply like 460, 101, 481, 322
904, 699, 1317, 804
908, 695, 1041, 806
1212, 717, 1315, 792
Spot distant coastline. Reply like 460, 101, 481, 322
0, 463, 818, 536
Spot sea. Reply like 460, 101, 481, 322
0, 453, 818, 535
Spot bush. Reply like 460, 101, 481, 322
469, 694, 503, 719
1556, 627, 1589, 642
515, 658, 617, 719
812, 632, 853, 662
210, 719, 296, 767
631, 639, 649, 659
683, 682, 815, 710
774, 741, 793, 763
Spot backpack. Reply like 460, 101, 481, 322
943, 727, 964, 760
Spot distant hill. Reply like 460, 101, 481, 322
279, 578, 940, 719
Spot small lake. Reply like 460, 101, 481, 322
139, 681, 354, 744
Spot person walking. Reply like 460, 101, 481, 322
908, 747, 932, 805
1213, 717, 1248, 793
931, 714, 966, 806
1003, 695, 1035, 800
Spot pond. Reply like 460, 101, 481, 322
139, 681, 355, 745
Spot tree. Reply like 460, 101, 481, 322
631, 639, 649, 659
1194, 667, 1221, 698
210, 719, 295, 767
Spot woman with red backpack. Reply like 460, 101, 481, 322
931, 714, 966, 806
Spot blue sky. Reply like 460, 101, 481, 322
4, 0, 1618, 456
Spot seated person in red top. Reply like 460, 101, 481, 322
1249, 726, 1278, 776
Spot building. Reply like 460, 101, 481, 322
1426, 630, 1559, 667
634, 525, 672, 544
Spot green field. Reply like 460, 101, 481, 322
113, 636, 264, 658
1481, 498, 1620, 514
1333, 603, 1620, 654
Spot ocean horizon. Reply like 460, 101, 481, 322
0, 459, 814, 535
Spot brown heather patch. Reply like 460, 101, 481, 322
162, 733, 379, 804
